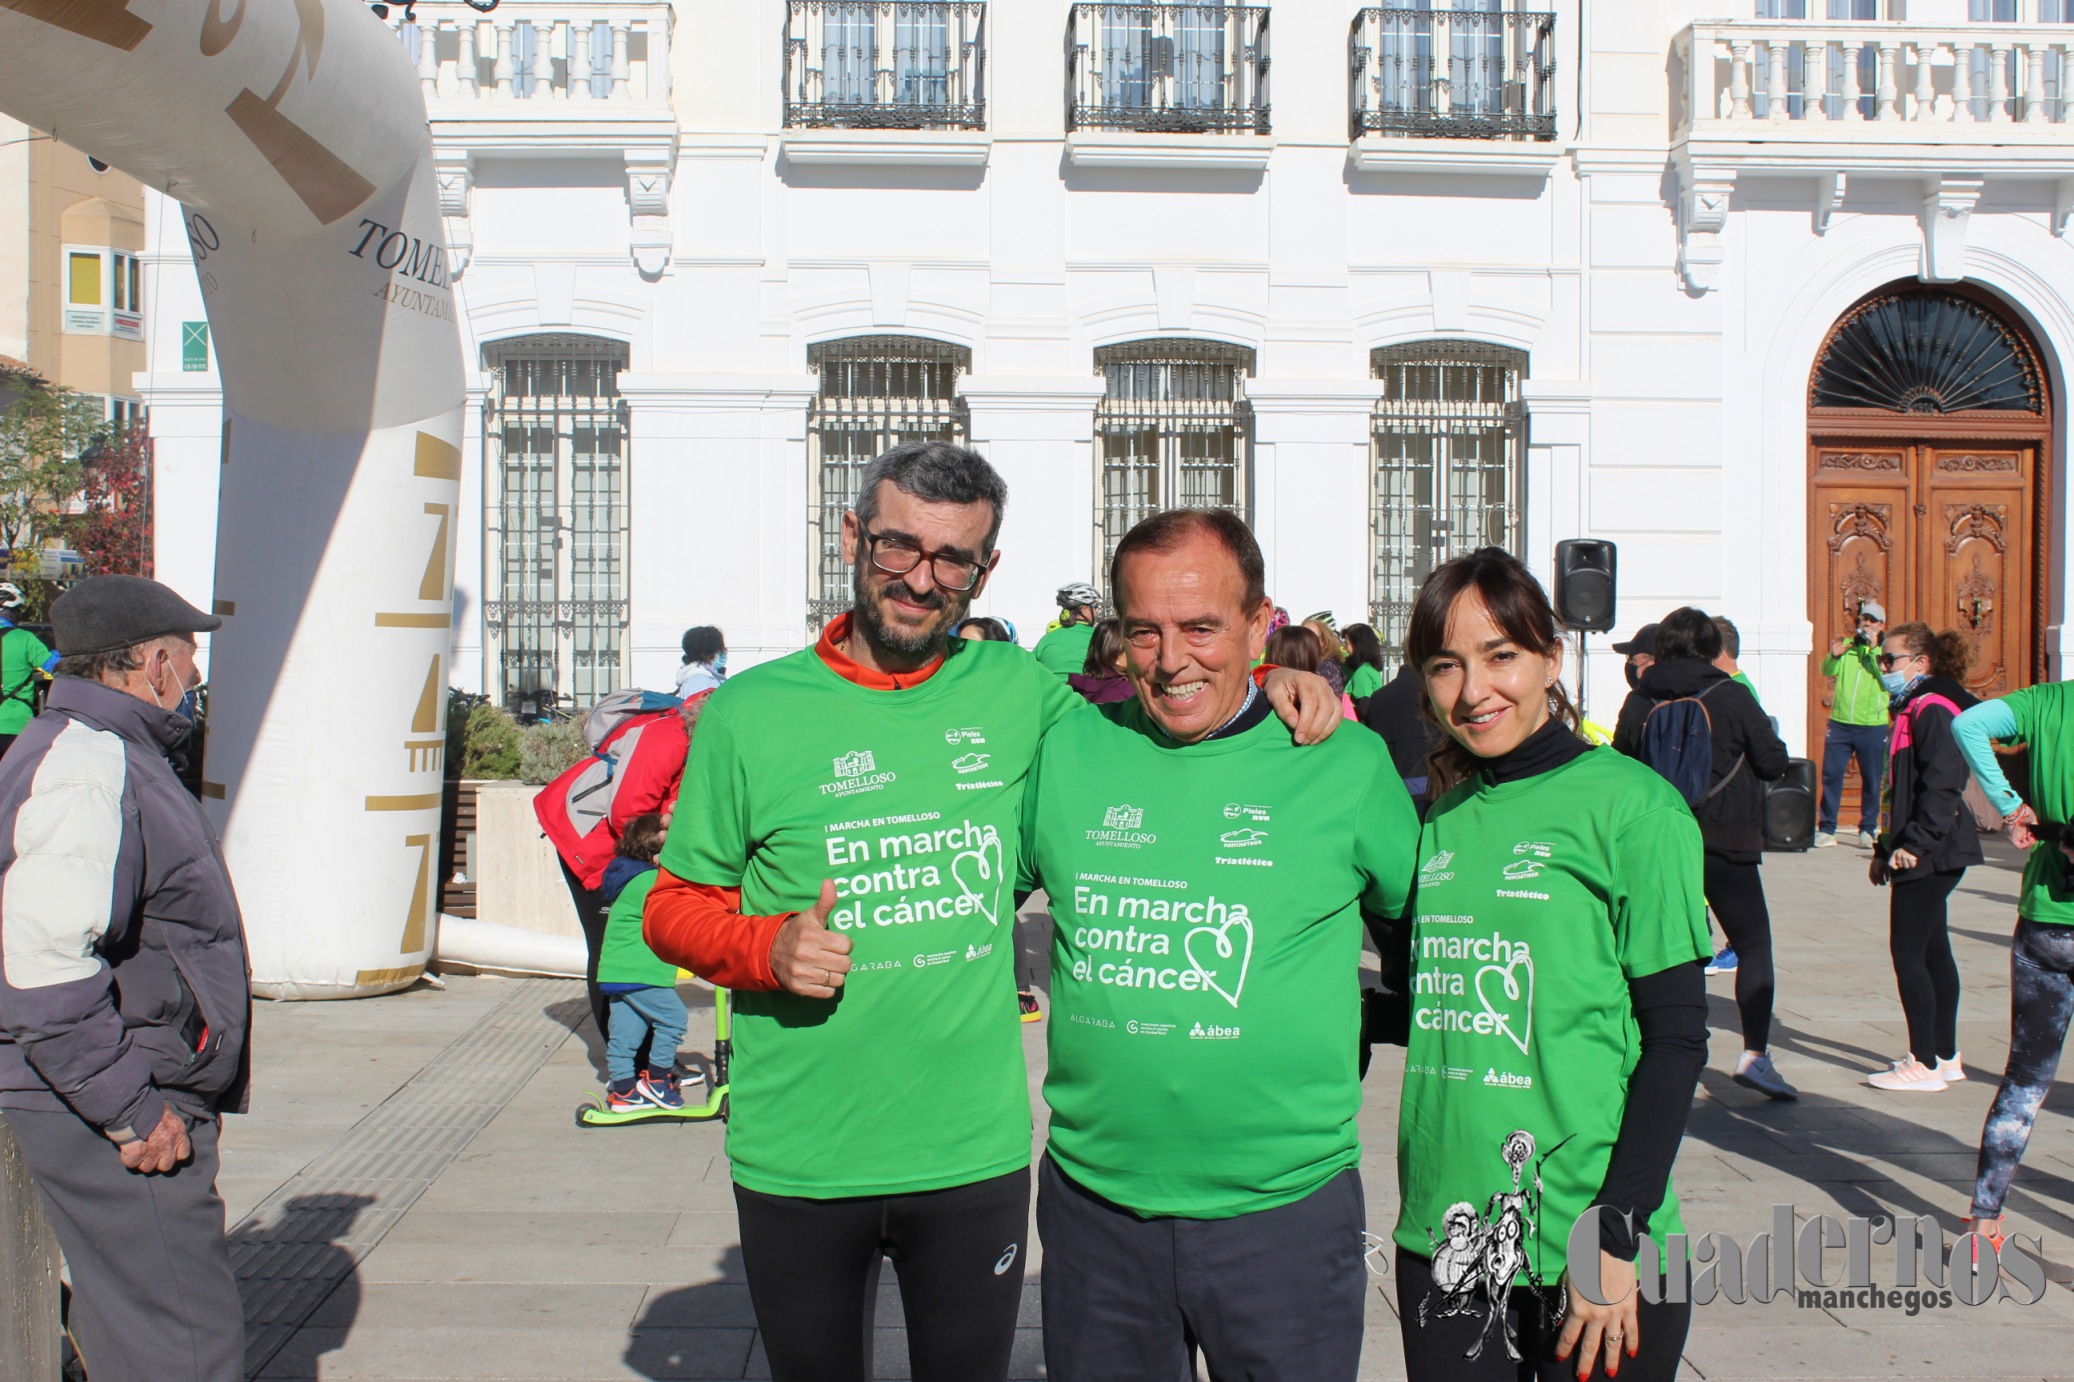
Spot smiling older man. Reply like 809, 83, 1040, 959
1018, 508, 1422, 1382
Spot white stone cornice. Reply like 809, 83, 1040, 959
1063, 133, 1274, 172
958, 376, 1108, 411
1243, 379, 1387, 413
1350, 139, 1560, 181
779, 132, 990, 169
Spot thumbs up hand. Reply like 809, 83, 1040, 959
770, 880, 853, 998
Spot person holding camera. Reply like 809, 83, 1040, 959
1817, 601, 1891, 847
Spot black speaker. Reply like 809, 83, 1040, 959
1554, 539, 1618, 632
1764, 758, 1817, 852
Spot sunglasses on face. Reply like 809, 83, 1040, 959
1877, 652, 1918, 670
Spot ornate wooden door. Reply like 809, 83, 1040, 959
1805, 282, 2052, 827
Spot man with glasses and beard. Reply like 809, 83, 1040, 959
642, 442, 1340, 1382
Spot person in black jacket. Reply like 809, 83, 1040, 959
1614, 606, 1796, 1100
1359, 662, 1446, 816
1866, 623, 1982, 1093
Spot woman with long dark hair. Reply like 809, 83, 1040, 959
1613, 607, 1794, 1100
1385, 548, 1708, 1381
1868, 623, 1981, 1093
1343, 623, 1387, 704
1066, 617, 1132, 705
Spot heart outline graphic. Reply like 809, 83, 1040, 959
1184, 916, 1254, 1008
950, 835, 1003, 926
1474, 952, 1534, 1056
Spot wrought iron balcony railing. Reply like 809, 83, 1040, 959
1068, 4, 1270, 135
785, 1, 987, 130
1351, 8, 1555, 141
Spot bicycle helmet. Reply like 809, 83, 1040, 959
0, 583, 23, 612
1056, 582, 1100, 609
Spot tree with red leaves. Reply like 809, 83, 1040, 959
71, 424, 154, 581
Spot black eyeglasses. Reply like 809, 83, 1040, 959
860, 526, 991, 593
1877, 652, 1918, 670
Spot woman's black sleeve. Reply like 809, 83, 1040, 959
1587, 959, 1708, 1259
1895, 708, 1968, 859
1364, 909, 1413, 1046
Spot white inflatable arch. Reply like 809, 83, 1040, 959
0, 0, 465, 998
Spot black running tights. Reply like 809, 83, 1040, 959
1889, 870, 1964, 1067
1702, 853, 1774, 1051
733, 1167, 1030, 1382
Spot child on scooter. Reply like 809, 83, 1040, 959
598, 813, 699, 1111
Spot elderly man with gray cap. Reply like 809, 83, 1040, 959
0, 575, 249, 1382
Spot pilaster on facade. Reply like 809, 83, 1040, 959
958, 375, 1109, 438
1243, 379, 1386, 445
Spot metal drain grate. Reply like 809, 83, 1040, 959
232, 978, 581, 1377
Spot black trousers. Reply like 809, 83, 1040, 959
1037, 1154, 1367, 1382
1397, 1247, 1689, 1382
1889, 869, 1965, 1066
733, 1166, 1030, 1382
1703, 852, 1774, 1051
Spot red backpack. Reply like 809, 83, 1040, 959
534, 689, 685, 888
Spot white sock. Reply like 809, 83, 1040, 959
1738, 1050, 1765, 1072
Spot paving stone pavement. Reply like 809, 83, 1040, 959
219, 837, 2074, 1380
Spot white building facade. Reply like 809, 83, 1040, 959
137, 0, 2074, 758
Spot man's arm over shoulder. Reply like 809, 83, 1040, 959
0, 725, 160, 1137
1352, 741, 1421, 918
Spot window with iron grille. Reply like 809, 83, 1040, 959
1069, 3, 1270, 134
806, 336, 973, 630
1095, 340, 1254, 590
1369, 340, 1525, 671
784, 1, 988, 129
482, 335, 630, 711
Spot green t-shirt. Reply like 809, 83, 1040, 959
1347, 662, 1384, 702
599, 868, 675, 987
661, 636, 1081, 1198
1034, 622, 1095, 681
1021, 698, 1420, 1218
0, 624, 53, 735
2000, 682, 2074, 925
1730, 670, 1759, 705
1394, 747, 1709, 1283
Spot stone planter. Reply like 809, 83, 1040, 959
468, 780, 581, 940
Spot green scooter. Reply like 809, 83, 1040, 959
577, 985, 731, 1128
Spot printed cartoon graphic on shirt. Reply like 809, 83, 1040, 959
1418, 1130, 1574, 1362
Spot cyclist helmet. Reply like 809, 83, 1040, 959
1056, 582, 1100, 610
0, 583, 23, 612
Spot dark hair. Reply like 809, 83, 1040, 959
1343, 623, 1386, 673
1403, 547, 1582, 794
680, 625, 725, 664
1263, 625, 1322, 672
954, 617, 1012, 642
1109, 508, 1267, 611
1711, 616, 1740, 660
617, 812, 667, 864
854, 440, 1008, 554
1654, 607, 1723, 661
1886, 621, 1975, 681
1082, 618, 1127, 677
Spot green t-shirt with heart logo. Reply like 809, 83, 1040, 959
1393, 747, 1709, 1285
662, 636, 1082, 1199
1020, 698, 1421, 1218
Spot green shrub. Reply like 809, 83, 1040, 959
518, 718, 590, 786
459, 704, 522, 780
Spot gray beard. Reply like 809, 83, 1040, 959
851, 567, 969, 662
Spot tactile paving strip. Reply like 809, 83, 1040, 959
231, 978, 581, 1377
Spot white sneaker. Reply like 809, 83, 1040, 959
1814, 832, 1838, 848
1857, 830, 1879, 848
1869, 1059, 1948, 1092
1936, 1055, 1966, 1083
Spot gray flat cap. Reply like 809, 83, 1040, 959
51, 575, 222, 657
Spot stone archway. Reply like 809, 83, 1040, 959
1806, 281, 2054, 816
